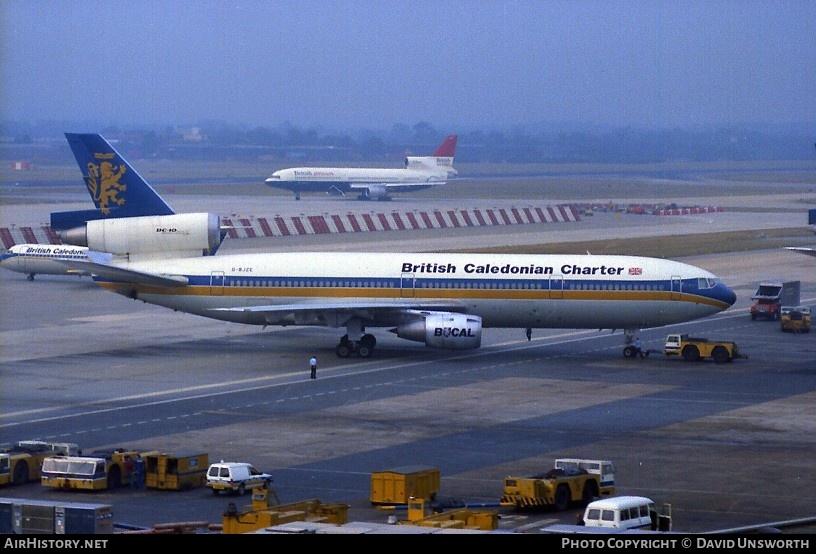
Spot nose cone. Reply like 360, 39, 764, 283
722, 284, 737, 307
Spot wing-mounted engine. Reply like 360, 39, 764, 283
390, 312, 482, 350
59, 212, 223, 258
353, 183, 388, 201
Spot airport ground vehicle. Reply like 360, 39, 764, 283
780, 306, 811, 333
40, 449, 147, 491
205, 461, 273, 496
0, 441, 80, 487
582, 495, 659, 530
0, 497, 114, 534
663, 333, 744, 363
750, 280, 800, 321
221, 491, 348, 534
370, 466, 440, 505
500, 458, 615, 511
144, 451, 209, 491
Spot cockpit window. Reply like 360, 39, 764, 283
698, 277, 719, 289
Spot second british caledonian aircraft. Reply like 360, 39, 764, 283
264, 135, 458, 201
0, 133, 184, 280
49, 133, 736, 359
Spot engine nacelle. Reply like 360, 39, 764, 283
60, 212, 222, 257
363, 184, 387, 200
391, 312, 482, 350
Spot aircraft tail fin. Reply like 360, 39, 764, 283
50, 133, 174, 230
432, 135, 458, 157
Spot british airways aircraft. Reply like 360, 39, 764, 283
265, 135, 458, 201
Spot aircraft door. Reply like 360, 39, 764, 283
210, 271, 225, 296
400, 272, 415, 298
550, 275, 564, 299
671, 276, 682, 300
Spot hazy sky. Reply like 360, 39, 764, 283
2, 0, 814, 131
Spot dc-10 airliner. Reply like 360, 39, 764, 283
40, 133, 737, 359
60, 248, 736, 359
265, 135, 458, 201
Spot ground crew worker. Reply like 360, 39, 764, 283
133, 454, 146, 489
310, 356, 317, 379
635, 337, 644, 359
124, 455, 135, 486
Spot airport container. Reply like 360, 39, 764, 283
370, 466, 440, 505
0, 497, 113, 534
145, 452, 209, 491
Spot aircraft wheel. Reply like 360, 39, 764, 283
336, 343, 351, 358
357, 345, 372, 358
27, 274, 34, 281
360, 334, 376, 349
623, 345, 637, 358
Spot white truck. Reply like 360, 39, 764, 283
205, 461, 273, 495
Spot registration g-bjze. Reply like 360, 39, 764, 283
52, 133, 737, 359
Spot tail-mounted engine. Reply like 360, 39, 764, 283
390, 312, 482, 350
59, 212, 223, 258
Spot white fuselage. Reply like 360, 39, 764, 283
96, 251, 736, 332
0, 244, 94, 278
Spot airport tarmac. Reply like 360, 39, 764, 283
1, 174, 815, 534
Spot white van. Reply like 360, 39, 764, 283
205, 461, 273, 496
582, 496, 657, 530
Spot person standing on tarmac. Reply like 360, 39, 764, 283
310, 356, 317, 379
133, 454, 146, 489
124, 456, 135, 488
635, 337, 644, 359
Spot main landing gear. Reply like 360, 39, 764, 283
335, 333, 376, 358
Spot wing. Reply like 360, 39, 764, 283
784, 246, 816, 258
211, 302, 468, 328
349, 180, 445, 192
